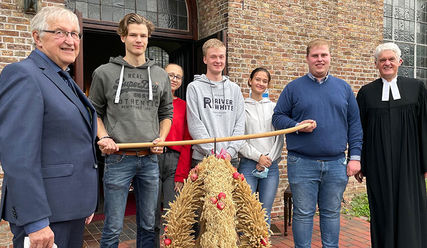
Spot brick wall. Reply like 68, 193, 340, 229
197, 0, 229, 39
0, 0, 31, 70
0, 0, 66, 72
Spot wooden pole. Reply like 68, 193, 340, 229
117, 123, 310, 149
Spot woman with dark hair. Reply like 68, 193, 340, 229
238, 68, 284, 226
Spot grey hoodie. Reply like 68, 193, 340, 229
186, 74, 245, 160
89, 56, 173, 143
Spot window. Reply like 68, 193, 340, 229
146, 46, 169, 68
65, 0, 188, 31
384, 0, 427, 84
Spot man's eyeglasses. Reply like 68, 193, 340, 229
42, 30, 82, 40
168, 73, 182, 81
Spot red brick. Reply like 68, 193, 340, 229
0, 57, 18, 64
6, 44, 31, 51
1, 51, 13, 56
2, 37, 14, 43
15, 25, 28, 31
7, 17, 28, 24
0, 30, 18, 36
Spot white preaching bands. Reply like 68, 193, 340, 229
381, 77, 401, 101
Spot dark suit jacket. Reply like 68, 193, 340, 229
0, 51, 98, 227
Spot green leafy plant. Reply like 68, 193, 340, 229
345, 179, 426, 221
349, 193, 370, 221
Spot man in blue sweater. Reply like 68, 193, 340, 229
272, 39, 363, 248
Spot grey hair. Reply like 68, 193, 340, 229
30, 6, 79, 36
374, 42, 401, 62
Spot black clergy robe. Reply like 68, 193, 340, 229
356, 76, 427, 248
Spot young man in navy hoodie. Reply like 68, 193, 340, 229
186, 38, 245, 168
89, 13, 173, 247
272, 39, 362, 248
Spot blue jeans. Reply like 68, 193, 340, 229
100, 154, 159, 248
287, 155, 348, 248
238, 157, 280, 226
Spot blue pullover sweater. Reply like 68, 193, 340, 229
272, 74, 362, 160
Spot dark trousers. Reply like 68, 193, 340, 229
10, 218, 86, 248
155, 149, 180, 248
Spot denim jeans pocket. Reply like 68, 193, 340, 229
148, 154, 159, 163
287, 155, 300, 164
105, 154, 125, 166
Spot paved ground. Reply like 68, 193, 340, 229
270, 215, 371, 248
83, 214, 371, 248
83, 216, 136, 247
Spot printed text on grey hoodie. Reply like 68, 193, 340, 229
89, 56, 173, 144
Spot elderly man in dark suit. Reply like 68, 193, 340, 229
0, 6, 98, 248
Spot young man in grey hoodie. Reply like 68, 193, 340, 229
88, 13, 173, 247
186, 38, 245, 167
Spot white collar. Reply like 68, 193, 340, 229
381, 76, 401, 101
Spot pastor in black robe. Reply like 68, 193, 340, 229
356, 76, 427, 248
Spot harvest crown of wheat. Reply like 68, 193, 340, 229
162, 155, 271, 248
